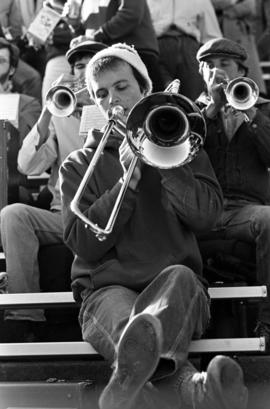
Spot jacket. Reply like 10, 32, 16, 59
80, 0, 159, 56
60, 127, 223, 302
197, 93, 270, 204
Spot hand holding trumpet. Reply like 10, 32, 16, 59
205, 68, 259, 120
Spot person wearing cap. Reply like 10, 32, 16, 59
0, 36, 107, 343
59, 42, 247, 409
196, 37, 270, 349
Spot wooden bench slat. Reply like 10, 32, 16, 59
0, 338, 265, 358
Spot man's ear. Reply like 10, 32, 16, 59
8, 66, 15, 78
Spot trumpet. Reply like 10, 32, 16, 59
70, 79, 206, 241
45, 78, 88, 117
224, 77, 259, 111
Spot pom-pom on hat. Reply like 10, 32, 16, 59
196, 37, 248, 65
85, 43, 153, 96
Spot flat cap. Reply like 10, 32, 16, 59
66, 36, 108, 65
196, 37, 247, 63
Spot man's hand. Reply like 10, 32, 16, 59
205, 68, 228, 119
119, 138, 141, 190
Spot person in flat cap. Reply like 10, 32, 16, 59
196, 36, 270, 350
0, 37, 107, 343
59, 42, 248, 409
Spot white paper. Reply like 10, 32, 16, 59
79, 105, 107, 137
27, 6, 61, 43
0, 93, 20, 128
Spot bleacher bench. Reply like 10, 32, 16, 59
0, 287, 267, 357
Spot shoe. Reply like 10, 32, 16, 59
99, 313, 162, 409
254, 320, 270, 351
177, 355, 248, 409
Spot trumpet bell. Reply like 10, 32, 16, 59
225, 77, 259, 111
126, 92, 206, 168
46, 85, 77, 117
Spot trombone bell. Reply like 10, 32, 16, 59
126, 92, 206, 168
225, 77, 259, 111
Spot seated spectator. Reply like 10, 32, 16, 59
212, 0, 267, 95
0, 0, 22, 40
0, 37, 107, 343
196, 37, 270, 350
59, 42, 247, 409
0, 37, 41, 204
0, 38, 41, 141
15, 0, 46, 77
256, 0, 270, 61
146, 0, 222, 100
0, 0, 43, 102
75, 0, 165, 92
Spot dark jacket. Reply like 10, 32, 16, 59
197, 94, 270, 204
60, 127, 223, 302
81, 0, 159, 56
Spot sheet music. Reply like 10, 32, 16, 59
0, 94, 20, 128
79, 105, 107, 138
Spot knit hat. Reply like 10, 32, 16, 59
66, 35, 108, 65
196, 37, 248, 66
85, 43, 153, 96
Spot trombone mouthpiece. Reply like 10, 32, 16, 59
112, 105, 125, 118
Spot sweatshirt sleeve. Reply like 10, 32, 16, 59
17, 122, 58, 175
159, 149, 224, 233
60, 148, 137, 263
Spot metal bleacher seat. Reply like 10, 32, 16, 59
0, 243, 267, 360
0, 287, 266, 358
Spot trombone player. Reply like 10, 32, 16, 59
59, 43, 248, 409
196, 37, 270, 350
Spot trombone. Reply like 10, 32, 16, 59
70, 79, 206, 241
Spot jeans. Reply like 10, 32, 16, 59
0, 203, 64, 321
203, 199, 270, 324
79, 265, 210, 375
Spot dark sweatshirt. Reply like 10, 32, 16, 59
60, 128, 223, 302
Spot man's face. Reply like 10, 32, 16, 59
202, 56, 245, 85
89, 61, 145, 120
73, 55, 92, 80
0, 48, 12, 87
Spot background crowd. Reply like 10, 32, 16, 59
1, 0, 270, 106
